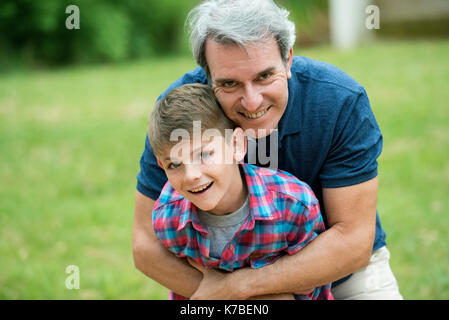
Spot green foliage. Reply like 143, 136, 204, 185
0, 0, 330, 68
0, 0, 197, 67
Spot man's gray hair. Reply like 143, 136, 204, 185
186, 0, 296, 79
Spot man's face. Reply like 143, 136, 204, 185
206, 37, 293, 138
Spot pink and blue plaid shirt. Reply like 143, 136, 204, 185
153, 163, 333, 300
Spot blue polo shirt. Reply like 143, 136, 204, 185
136, 56, 386, 285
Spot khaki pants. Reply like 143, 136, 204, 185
331, 246, 403, 300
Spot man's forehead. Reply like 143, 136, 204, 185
205, 37, 283, 77
214, 66, 277, 83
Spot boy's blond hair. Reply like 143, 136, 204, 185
148, 83, 235, 157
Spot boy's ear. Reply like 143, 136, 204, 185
156, 157, 165, 169
286, 47, 293, 79
233, 127, 247, 163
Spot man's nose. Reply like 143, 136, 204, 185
241, 84, 263, 112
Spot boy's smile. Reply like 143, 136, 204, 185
188, 181, 214, 194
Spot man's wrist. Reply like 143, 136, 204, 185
228, 267, 261, 299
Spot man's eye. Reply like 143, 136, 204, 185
168, 162, 181, 169
222, 81, 236, 88
258, 72, 272, 81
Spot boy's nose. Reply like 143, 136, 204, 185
184, 164, 202, 182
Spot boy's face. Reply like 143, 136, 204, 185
157, 129, 247, 215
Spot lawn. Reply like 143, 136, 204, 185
1, 39, 448, 299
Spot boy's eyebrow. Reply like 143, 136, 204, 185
191, 144, 203, 155
214, 67, 276, 84
162, 141, 209, 162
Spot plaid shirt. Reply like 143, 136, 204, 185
153, 163, 333, 300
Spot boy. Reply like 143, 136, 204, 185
148, 83, 333, 300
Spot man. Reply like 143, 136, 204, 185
133, 0, 403, 299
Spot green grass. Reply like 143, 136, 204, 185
1, 40, 448, 299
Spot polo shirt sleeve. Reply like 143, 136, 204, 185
136, 135, 168, 200
319, 88, 383, 188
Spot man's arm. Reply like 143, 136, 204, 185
189, 177, 378, 299
132, 190, 203, 297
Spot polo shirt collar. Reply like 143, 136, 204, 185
277, 62, 302, 140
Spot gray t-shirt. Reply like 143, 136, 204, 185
197, 194, 250, 259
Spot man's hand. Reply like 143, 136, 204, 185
188, 258, 299, 300
187, 258, 240, 300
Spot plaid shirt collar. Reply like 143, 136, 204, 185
156, 163, 282, 235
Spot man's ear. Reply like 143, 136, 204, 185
286, 47, 293, 79
233, 127, 247, 163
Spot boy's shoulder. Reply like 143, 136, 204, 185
152, 182, 202, 233
153, 182, 187, 213
243, 164, 319, 208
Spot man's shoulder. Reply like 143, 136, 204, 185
291, 55, 363, 95
157, 66, 208, 101
245, 164, 318, 207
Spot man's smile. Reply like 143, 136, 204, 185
240, 106, 271, 120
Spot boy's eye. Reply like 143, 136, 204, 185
168, 161, 181, 169
201, 151, 213, 159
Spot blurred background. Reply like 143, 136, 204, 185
0, 0, 448, 299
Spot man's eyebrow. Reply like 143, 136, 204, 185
213, 77, 235, 84
257, 67, 276, 76
213, 67, 276, 84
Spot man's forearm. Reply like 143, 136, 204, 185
133, 235, 203, 297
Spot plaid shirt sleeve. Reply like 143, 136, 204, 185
283, 197, 325, 255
